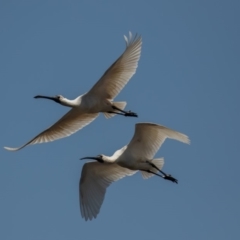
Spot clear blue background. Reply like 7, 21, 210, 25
1, 1, 239, 239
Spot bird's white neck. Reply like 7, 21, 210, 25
102, 146, 127, 163
103, 155, 117, 163
60, 98, 80, 107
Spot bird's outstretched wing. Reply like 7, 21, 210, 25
126, 123, 190, 160
4, 109, 99, 151
80, 162, 136, 221
87, 32, 142, 100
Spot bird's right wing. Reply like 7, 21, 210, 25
4, 109, 99, 151
80, 162, 136, 221
126, 123, 190, 160
87, 32, 142, 100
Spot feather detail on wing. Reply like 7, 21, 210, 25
80, 162, 136, 221
4, 109, 99, 151
126, 123, 190, 160
88, 32, 142, 99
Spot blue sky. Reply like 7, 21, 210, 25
1, 1, 240, 239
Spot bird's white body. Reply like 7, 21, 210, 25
5, 32, 142, 151
80, 93, 115, 113
117, 149, 153, 171
80, 123, 190, 221
99, 145, 154, 171
58, 94, 113, 113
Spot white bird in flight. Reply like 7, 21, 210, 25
4, 32, 142, 151
80, 123, 190, 221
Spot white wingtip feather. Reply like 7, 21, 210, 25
160, 125, 191, 145
171, 132, 190, 145
129, 31, 132, 40
124, 31, 135, 46
123, 34, 128, 45
4, 146, 19, 151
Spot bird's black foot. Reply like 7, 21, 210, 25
124, 111, 138, 117
163, 174, 178, 184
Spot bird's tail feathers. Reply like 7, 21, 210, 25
141, 158, 164, 179
103, 101, 127, 119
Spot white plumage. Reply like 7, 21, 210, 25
4, 32, 142, 151
80, 122, 190, 221
80, 162, 136, 220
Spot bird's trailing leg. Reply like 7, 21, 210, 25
107, 111, 127, 116
112, 105, 138, 117
146, 161, 178, 184
141, 169, 165, 179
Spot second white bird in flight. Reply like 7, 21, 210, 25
4, 32, 142, 151
80, 123, 190, 221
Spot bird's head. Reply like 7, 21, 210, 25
80, 154, 105, 163
55, 95, 64, 103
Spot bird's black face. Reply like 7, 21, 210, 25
80, 155, 104, 163
34, 95, 62, 104
54, 95, 62, 103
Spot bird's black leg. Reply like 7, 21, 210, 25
112, 105, 138, 117
107, 111, 126, 116
146, 161, 178, 184
141, 169, 165, 178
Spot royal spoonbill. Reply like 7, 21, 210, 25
4, 32, 142, 151
80, 123, 190, 220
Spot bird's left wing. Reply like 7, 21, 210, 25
126, 123, 190, 160
87, 32, 142, 100
4, 109, 99, 151
80, 162, 136, 221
